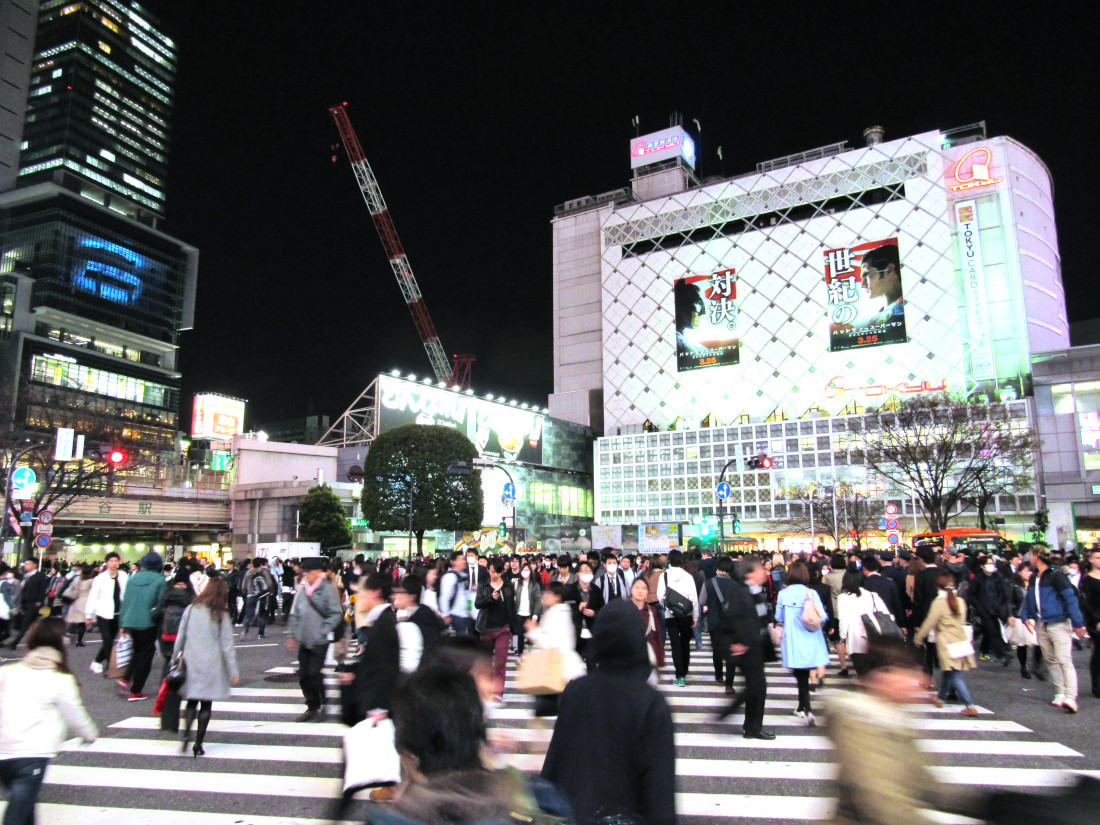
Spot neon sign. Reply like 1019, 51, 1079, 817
629, 127, 696, 169
71, 236, 147, 305
824, 376, 948, 400
948, 147, 1003, 192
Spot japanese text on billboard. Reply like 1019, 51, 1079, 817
824, 238, 907, 352
675, 267, 740, 372
954, 201, 996, 381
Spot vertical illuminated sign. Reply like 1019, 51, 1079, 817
954, 201, 996, 381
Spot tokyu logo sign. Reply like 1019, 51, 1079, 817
949, 147, 1004, 192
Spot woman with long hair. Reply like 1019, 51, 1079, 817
63, 564, 96, 646
1008, 562, 1044, 680
173, 576, 240, 756
774, 561, 829, 726
915, 570, 979, 716
629, 577, 664, 679
156, 565, 196, 677
837, 568, 887, 678
511, 561, 543, 656
0, 618, 97, 823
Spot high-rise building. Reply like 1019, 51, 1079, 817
16, 0, 175, 226
0, 1, 38, 190
0, 0, 196, 458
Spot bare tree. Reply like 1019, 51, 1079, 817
859, 393, 1035, 533
778, 483, 878, 554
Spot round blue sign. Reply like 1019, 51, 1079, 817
35, 533, 51, 548
887, 533, 900, 545
716, 482, 731, 500
11, 467, 36, 489
502, 482, 516, 499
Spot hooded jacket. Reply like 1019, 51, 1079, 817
541, 600, 676, 825
0, 647, 97, 758
118, 569, 168, 628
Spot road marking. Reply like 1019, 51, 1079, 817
0, 803, 358, 825
44, 765, 340, 798
63, 737, 343, 763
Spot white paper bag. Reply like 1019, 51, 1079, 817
343, 717, 401, 793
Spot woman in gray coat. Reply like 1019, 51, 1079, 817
173, 576, 239, 757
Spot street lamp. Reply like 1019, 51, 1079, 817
449, 459, 517, 548
716, 457, 739, 552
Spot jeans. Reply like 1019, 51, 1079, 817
693, 621, 703, 650
480, 625, 510, 698
938, 669, 975, 707
448, 616, 475, 636
666, 615, 694, 679
124, 626, 159, 693
94, 616, 119, 664
1037, 619, 1077, 700
0, 756, 49, 825
298, 644, 328, 711
240, 595, 267, 636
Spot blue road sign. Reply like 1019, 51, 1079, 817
886, 519, 899, 530
11, 467, 36, 489
35, 533, 51, 549
878, 518, 887, 528
19, 512, 32, 523
716, 482, 731, 499
503, 482, 516, 499
887, 533, 900, 545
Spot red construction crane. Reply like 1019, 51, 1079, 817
329, 103, 474, 388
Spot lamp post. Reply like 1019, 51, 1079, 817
716, 457, 740, 552
449, 459, 517, 548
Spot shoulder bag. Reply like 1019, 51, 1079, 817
662, 572, 694, 619
165, 607, 189, 689
801, 591, 823, 632
861, 592, 904, 641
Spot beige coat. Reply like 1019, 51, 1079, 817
64, 577, 94, 624
914, 591, 975, 671
827, 689, 986, 825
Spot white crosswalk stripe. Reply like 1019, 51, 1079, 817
17, 641, 1092, 825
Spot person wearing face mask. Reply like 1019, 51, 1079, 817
967, 556, 1011, 665
587, 553, 629, 618
572, 561, 597, 658
511, 562, 543, 656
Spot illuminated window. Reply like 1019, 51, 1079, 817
98, 41, 112, 54
61, 3, 81, 14
100, 16, 119, 33
30, 355, 172, 407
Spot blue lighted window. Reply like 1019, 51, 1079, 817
72, 236, 147, 305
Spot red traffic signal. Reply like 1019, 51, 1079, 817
108, 449, 126, 465
98, 445, 129, 467
760, 456, 773, 469
747, 454, 773, 470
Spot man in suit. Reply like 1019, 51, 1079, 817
717, 558, 775, 740
912, 546, 942, 680
587, 552, 629, 616
862, 556, 904, 627
347, 572, 400, 721
9, 557, 48, 649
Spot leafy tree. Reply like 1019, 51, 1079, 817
858, 393, 1035, 533
297, 484, 354, 556
360, 424, 483, 556
1030, 509, 1050, 543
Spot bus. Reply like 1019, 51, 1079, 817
912, 528, 1008, 557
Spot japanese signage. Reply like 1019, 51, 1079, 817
954, 201, 996, 381
378, 375, 544, 465
824, 238, 907, 352
191, 394, 246, 439
674, 267, 740, 372
629, 126, 697, 170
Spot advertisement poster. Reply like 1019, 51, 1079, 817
674, 267, 740, 372
824, 238, 907, 352
639, 522, 681, 553
591, 524, 623, 550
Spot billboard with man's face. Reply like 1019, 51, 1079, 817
824, 238, 907, 352
675, 267, 740, 372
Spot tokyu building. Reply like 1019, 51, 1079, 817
549, 123, 1066, 552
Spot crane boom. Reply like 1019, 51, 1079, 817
329, 103, 453, 384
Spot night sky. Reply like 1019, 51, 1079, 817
147, 4, 1096, 432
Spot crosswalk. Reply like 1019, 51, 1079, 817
6, 642, 1096, 824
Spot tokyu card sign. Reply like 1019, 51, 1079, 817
824, 238, 907, 353
954, 201, 996, 381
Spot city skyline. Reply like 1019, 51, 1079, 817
144, 4, 1095, 431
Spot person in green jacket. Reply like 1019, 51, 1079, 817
117, 551, 167, 701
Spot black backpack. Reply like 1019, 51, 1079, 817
161, 602, 187, 639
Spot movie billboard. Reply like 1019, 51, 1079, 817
674, 267, 740, 372
824, 238, 907, 352
377, 375, 544, 465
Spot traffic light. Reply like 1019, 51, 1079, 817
733, 518, 742, 535
699, 517, 711, 537
97, 445, 129, 468
746, 454, 772, 470
498, 520, 507, 538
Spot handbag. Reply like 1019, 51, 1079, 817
515, 648, 568, 695
106, 632, 133, 678
946, 639, 975, 659
768, 622, 784, 648
861, 594, 904, 641
801, 593, 823, 632
342, 717, 401, 793
662, 573, 694, 619
165, 651, 187, 689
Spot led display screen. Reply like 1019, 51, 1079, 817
192, 394, 246, 439
378, 375, 544, 465
675, 267, 740, 372
824, 237, 907, 352
72, 235, 149, 306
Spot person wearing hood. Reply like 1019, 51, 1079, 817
0, 617, 97, 824
116, 551, 168, 702
541, 599, 676, 825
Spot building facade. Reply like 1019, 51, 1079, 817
553, 123, 1066, 548
0, 0, 38, 190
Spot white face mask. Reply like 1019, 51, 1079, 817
606, 565, 618, 575
984, 564, 996, 574
579, 572, 594, 584
521, 570, 530, 579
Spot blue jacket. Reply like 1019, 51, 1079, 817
1019, 568, 1085, 627
775, 584, 829, 670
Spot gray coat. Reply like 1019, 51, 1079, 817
288, 581, 342, 647
172, 604, 239, 701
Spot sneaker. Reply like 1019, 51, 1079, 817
89, 661, 103, 674
1052, 694, 1065, 707
257, 634, 265, 640
933, 699, 945, 708
806, 712, 816, 727
979, 655, 992, 662
1063, 697, 1078, 714
128, 692, 149, 702
792, 710, 807, 719
115, 679, 130, 696
961, 707, 979, 717
674, 678, 686, 687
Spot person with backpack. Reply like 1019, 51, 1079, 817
655, 549, 699, 687
774, 561, 829, 726
239, 558, 275, 639
156, 566, 196, 678
439, 552, 473, 636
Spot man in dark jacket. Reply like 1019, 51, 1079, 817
542, 600, 675, 825
716, 558, 776, 740
912, 546, 942, 680
700, 557, 737, 685
348, 573, 400, 722
862, 556, 904, 628
969, 559, 1010, 663
8, 558, 48, 649
117, 551, 167, 701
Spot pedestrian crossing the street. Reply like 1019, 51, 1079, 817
8, 643, 1097, 824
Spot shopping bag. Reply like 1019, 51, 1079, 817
515, 648, 567, 695
106, 633, 133, 678
153, 678, 170, 714
342, 717, 401, 793
946, 639, 975, 659
160, 690, 181, 733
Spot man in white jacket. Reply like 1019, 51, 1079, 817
84, 553, 128, 674
656, 549, 700, 687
